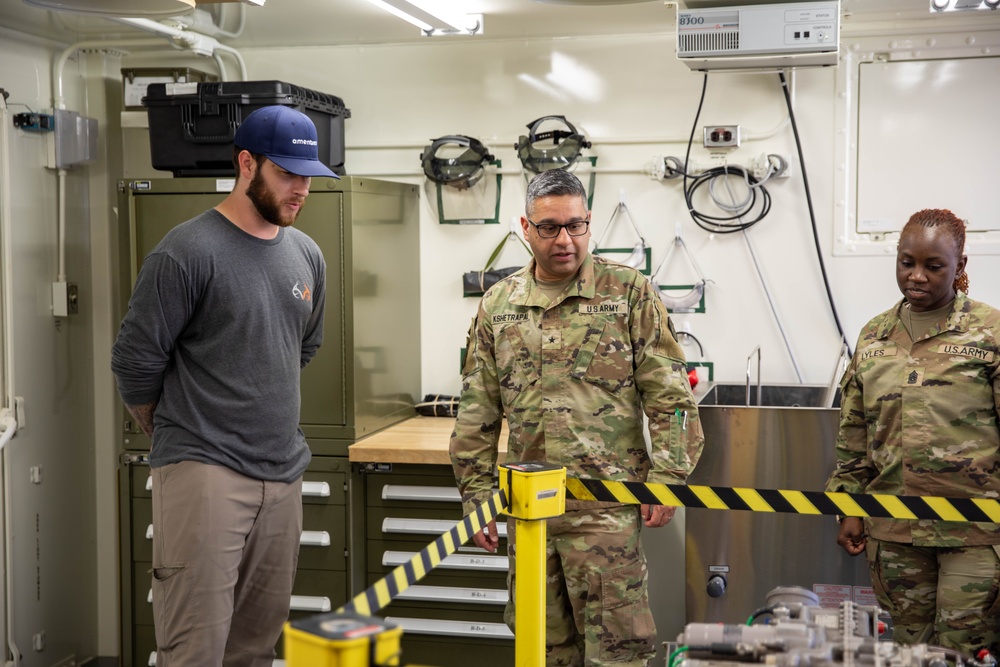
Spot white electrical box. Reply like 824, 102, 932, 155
676, 1, 840, 71
51, 109, 98, 169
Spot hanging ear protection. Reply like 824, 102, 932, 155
420, 135, 495, 189
514, 115, 591, 174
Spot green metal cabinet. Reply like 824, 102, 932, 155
116, 176, 421, 455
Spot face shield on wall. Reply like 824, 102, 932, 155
514, 115, 592, 174
420, 135, 495, 189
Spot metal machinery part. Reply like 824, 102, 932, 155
674, 587, 997, 667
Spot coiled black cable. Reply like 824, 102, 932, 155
681, 74, 772, 234
684, 165, 772, 234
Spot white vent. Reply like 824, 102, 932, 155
679, 31, 740, 54
676, 1, 840, 71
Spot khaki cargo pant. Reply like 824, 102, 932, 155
151, 460, 303, 667
505, 505, 656, 667
867, 538, 1000, 656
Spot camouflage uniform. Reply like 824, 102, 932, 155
826, 293, 1000, 653
450, 253, 704, 667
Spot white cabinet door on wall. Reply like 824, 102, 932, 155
856, 56, 1000, 237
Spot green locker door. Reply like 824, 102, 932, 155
293, 192, 347, 430
125, 183, 347, 430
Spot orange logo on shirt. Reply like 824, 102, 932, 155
292, 281, 312, 302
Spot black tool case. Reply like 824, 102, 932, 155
144, 80, 350, 177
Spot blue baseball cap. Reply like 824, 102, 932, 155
234, 105, 339, 179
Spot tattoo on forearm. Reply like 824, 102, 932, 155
127, 402, 157, 437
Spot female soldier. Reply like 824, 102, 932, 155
827, 208, 1000, 654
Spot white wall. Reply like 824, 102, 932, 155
124, 25, 1000, 398
0, 28, 101, 665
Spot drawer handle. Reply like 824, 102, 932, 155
142, 478, 332, 500
149, 585, 341, 610
381, 518, 507, 539
385, 616, 513, 640
381, 485, 460, 503
302, 481, 331, 498
382, 550, 507, 572
146, 523, 344, 549
151, 652, 286, 667
397, 584, 507, 605
290, 595, 332, 612
300, 530, 331, 547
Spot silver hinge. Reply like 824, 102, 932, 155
122, 452, 149, 466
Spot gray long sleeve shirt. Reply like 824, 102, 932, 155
111, 209, 326, 483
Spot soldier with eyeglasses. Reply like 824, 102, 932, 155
450, 168, 704, 667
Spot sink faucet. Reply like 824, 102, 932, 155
746, 345, 761, 406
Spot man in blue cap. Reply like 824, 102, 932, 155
112, 105, 339, 666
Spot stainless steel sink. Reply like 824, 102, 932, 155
681, 381, 866, 625
697, 383, 839, 408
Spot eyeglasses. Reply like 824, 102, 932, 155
526, 218, 590, 239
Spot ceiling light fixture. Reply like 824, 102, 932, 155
22, 0, 195, 18
929, 0, 999, 11
362, 0, 483, 35
22, 0, 265, 16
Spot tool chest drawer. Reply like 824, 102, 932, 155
384, 620, 514, 665
359, 463, 512, 666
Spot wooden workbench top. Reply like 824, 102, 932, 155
348, 416, 509, 466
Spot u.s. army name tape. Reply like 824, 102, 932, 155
565, 477, 1000, 524
337, 477, 1000, 619
337, 488, 508, 617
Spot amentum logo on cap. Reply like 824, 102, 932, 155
234, 104, 339, 179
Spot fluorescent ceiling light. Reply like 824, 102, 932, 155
23, 0, 195, 17
362, 0, 483, 34
423, 14, 483, 36
363, 0, 432, 30
930, 0, 1000, 11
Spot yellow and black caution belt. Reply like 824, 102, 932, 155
336, 477, 1000, 621
337, 488, 509, 617
565, 477, 1000, 523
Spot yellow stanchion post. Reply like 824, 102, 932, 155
283, 612, 402, 667
499, 462, 567, 667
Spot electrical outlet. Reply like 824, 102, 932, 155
703, 125, 741, 149
52, 282, 68, 317
751, 153, 792, 180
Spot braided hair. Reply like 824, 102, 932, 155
901, 208, 969, 294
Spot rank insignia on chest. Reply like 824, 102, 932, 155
542, 330, 562, 349
904, 368, 924, 386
